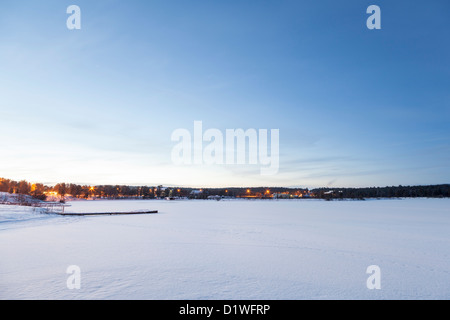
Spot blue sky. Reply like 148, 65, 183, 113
0, 0, 449, 187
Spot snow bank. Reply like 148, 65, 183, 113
0, 204, 56, 230
0, 192, 37, 205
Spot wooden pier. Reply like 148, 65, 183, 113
58, 210, 158, 216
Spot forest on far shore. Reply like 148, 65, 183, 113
0, 177, 449, 201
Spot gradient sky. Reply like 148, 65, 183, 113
0, 0, 449, 188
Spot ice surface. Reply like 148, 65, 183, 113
0, 198, 449, 300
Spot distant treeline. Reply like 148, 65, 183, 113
0, 178, 163, 200
0, 177, 449, 200
0, 178, 306, 200
312, 185, 450, 200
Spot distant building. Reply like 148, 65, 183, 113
190, 190, 204, 199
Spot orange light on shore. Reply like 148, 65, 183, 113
266, 190, 270, 194
247, 189, 251, 194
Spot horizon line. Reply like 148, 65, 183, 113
1, 176, 448, 190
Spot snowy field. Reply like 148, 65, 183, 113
0, 198, 449, 300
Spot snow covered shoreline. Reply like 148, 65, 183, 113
1, 198, 449, 300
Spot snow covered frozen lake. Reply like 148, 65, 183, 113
0, 198, 449, 300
